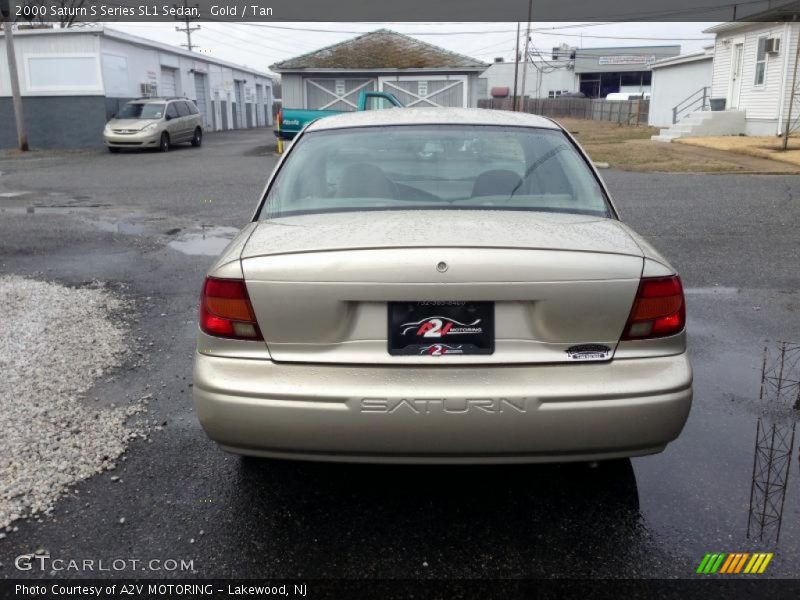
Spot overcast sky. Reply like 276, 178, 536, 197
110, 22, 717, 75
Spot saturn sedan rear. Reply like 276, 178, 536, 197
192, 108, 692, 463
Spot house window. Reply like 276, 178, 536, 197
755, 37, 767, 85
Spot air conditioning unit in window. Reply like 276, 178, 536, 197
140, 82, 158, 97
765, 37, 781, 54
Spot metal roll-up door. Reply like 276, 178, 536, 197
234, 81, 245, 128
160, 67, 177, 96
194, 73, 209, 128
255, 84, 264, 126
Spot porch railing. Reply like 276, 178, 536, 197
672, 86, 710, 124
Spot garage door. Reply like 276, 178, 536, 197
160, 67, 177, 97
255, 84, 264, 127
194, 73, 209, 128
379, 76, 467, 108
304, 78, 376, 111
234, 81, 245, 128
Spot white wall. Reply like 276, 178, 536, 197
649, 58, 713, 127
711, 22, 798, 135
0, 31, 102, 96
480, 61, 578, 98
0, 29, 273, 130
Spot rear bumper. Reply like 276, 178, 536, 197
193, 353, 692, 464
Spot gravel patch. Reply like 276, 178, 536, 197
0, 276, 145, 528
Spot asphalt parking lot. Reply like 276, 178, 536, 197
0, 128, 799, 580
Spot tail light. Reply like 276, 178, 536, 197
621, 275, 685, 340
276, 109, 282, 132
200, 277, 263, 341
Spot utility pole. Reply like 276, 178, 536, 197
512, 22, 520, 111
175, 0, 200, 52
518, 0, 532, 113
1, 0, 27, 151
783, 28, 800, 151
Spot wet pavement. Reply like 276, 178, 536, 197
0, 129, 798, 580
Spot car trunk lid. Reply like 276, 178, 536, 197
241, 211, 645, 364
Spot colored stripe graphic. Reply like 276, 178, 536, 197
758, 554, 773, 573
745, 554, 761, 574
719, 554, 736, 573
710, 553, 726, 573
699, 552, 773, 574
696, 554, 712, 574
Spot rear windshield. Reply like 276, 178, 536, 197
260, 125, 612, 219
117, 103, 165, 119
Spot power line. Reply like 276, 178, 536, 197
225, 22, 328, 51
194, 29, 300, 59
173, 0, 200, 51
230, 21, 712, 42
533, 31, 712, 41
202, 23, 311, 54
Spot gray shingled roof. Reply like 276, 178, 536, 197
271, 29, 487, 71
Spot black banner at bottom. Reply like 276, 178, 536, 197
3, 579, 800, 600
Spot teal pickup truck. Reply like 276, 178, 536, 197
275, 91, 402, 141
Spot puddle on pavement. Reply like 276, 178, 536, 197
745, 341, 800, 544
1, 205, 93, 215
1, 206, 152, 238
635, 334, 800, 571
167, 226, 239, 256
685, 286, 740, 296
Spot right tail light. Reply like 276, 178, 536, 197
621, 275, 686, 340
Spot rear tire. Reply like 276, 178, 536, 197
191, 127, 202, 147
159, 132, 170, 152
108, 147, 120, 154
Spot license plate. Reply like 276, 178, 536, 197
388, 301, 494, 356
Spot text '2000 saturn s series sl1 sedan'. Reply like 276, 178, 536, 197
192, 108, 692, 464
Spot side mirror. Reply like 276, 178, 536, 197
165, 114, 172, 121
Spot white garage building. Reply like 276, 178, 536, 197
272, 29, 487, 110
648, 49, 714, 128
0, 26, 276, 149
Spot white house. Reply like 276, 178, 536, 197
0, 26, 277, 149
705, 20, 798, 136
648, 49, 714, 128
653, 17, 799, 141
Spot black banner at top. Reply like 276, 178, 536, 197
6, 0, 800, 22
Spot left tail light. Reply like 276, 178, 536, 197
199, 277, 263, 340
